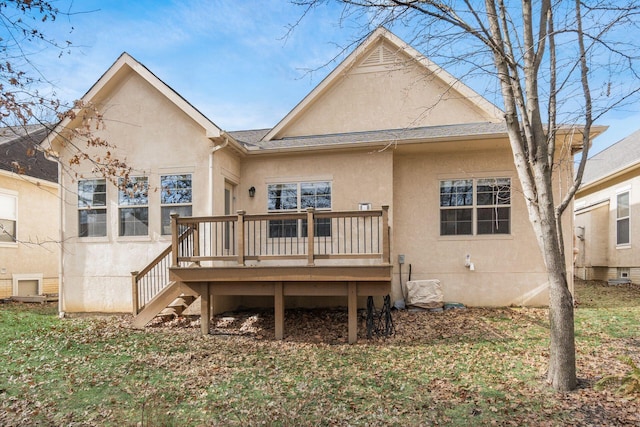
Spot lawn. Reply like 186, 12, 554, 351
0, 279, 638, 426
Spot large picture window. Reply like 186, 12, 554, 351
119, 176, 149, 237
0, 190, 17, 243
440, 178, 511, 236
617, 191, 630, 245
268, 181, 332, 238
160, 174, 192, 235
78, 179, 107, 237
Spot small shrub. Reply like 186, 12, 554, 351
595, 356, 640, 398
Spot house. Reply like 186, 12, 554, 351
575, 129, 640, 283
0, 125, 59, 299
44, 28, 584, 339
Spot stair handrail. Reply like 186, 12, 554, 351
131, 226, 195, 315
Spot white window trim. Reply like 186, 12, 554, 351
118, 176, 150, 238
78, 178, 108, 239
267, 181, 333, 213
0, 188, 18, 246
12, 273, 43, 296
439, 177, 512, 237
160, 173, 193, 236
267, 180, 332, 238
615, 189, 631, 247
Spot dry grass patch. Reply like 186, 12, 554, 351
0, 279, 638, 426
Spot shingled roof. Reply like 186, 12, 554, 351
229, 122, 511, 151
582, 128, 640, 186
0, 125, 58, 183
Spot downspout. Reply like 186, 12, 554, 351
57, 156, 65, 317
208, 135, 229, 215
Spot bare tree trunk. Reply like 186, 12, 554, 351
527, 167, 577, 391
546, 264, 577, 391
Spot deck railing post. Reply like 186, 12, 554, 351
382, 205, 390, 263
237, 210, 246, 266
170, 213, 179, 267
131, 271, 139, 315
193, 222, 200, 266
307, 207, 315, 266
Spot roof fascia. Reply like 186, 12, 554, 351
0, 168, 59, 188
249, 123, 606, 156
246, 129, 511, 156
561, 124, 608, 152
219, 131, 249, 156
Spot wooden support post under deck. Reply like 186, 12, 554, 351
200, 284, 210, 336
130, 271, 139, 316
306, 207, 315, 266
348, 281, 357, 344
274, 281, 284, 340
209, 292, 215, 326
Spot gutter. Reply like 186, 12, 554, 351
57, 161, 64, 317
208, 135, 229, 215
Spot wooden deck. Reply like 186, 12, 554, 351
133, 207, 392, 343
171, 264, 391, 343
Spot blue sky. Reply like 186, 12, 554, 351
26, 0, 640, 156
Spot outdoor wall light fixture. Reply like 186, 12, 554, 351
248, 186, 256, 198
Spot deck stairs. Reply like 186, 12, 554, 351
132, 281, 199, 329
158, 294, 198, 318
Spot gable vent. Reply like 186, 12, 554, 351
361, 44, 400, 67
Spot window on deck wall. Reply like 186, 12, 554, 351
617, 191, 630, 245
78, 179, 107, 237
440, 178, 511, 236
0, 190, 17, 243
160, 174, 192, 235
118, 176, 149, 237
267, 181, 332, 238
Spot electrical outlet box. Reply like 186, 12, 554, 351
398, 254, 405, 264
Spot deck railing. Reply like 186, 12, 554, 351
171, 206, 390, 267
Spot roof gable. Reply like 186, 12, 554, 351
263, 27, 502, 141
50, 53, 222, 140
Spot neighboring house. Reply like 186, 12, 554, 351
0, 125, 59, 299
575, 129, 640, 283
45, 28, 586, 325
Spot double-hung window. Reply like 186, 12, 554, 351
440, 178, 511, 236
268, 181, 332, 238
78, 179, 107, 237
160, 174, 192, 235
616, 191, 630, 245
118, 176, 149, 237
0, 190, 18, 243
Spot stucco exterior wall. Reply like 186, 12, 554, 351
392, 141, 569, 307
57, 71, 236, 313
0, 172, 59, 298
281, 41, 496, 138
239, 149, 393, 214
575, 203, 609, 269
575, 170, 640, 282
